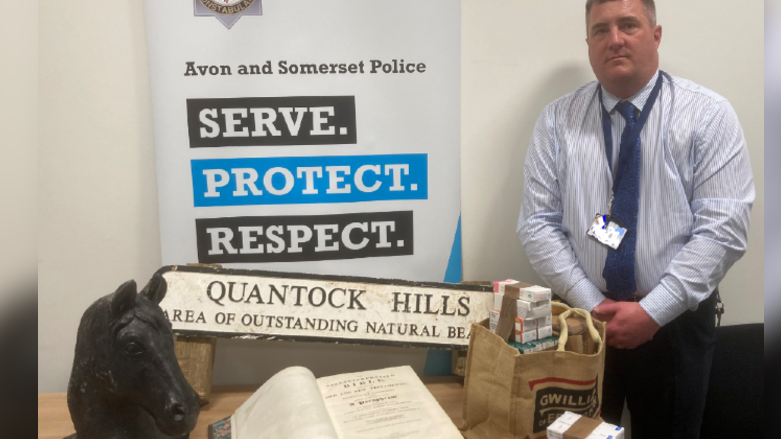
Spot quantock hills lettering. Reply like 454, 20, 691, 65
205, 280, 367, 310
201, 280, 471, 317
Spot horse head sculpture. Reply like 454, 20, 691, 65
66, 275, 200, 439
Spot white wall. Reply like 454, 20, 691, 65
2, 3, 37, 302
38, 0, 765, 392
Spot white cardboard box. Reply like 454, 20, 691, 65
537, 325, 553, 339
489, 309, 500, 333
517, 299, 551, 319
547, 412, 583, 439
547, 412, 624, 439
493, 279, 517, 293
493, 293, 504, 311
514, 285, 553, 302
514, 329, 537, 344
537, 314, 553, 327
586, 423, 625, 439
514, 317, 538, 332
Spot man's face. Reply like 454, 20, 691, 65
586, 0, 662, 96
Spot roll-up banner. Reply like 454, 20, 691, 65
143, 1, 461, 285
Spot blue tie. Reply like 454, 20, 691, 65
603, 101, 640, 300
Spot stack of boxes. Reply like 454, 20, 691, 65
547, 412, 625, 439
489, 280, 558, 354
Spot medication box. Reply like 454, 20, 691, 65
504, 283, 552, 302
547, 411, 624, 439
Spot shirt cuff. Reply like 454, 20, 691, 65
639, 284, 690, 327
564, 278, 607, 312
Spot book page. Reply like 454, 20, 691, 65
232, 366, 339, 439
316, 365, 462, 439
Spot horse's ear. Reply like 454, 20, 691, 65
111, 280, 137, 317
140, 274, 167, 305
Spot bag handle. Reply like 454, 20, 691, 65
556, 308, 602, 352
552, 301, 570, 313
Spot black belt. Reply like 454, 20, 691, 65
604, 292, 642, 302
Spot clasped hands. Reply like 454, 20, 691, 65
591, 298, 660, 350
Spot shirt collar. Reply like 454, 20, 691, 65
600, 70, 660, 113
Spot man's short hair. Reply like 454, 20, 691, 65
585, 0, 657, 28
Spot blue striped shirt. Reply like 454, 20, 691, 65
517, 71, 755, 326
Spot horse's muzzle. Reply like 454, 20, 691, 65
159, 390, 200, 437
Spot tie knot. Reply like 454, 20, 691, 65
616, 101, 636, 123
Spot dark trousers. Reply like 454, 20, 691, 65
600, 292, 717, 439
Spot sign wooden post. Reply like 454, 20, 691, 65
172, 263, 222, 404
451, 280, 492, 376
174, 335, 216, 405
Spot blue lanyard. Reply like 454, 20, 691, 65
599, 72, 664, 192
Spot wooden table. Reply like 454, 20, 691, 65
38, 376, 465, 439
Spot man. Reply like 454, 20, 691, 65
517, 0, 754, 437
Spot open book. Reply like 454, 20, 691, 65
209, 365, 463, 439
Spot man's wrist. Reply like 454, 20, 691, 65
565, 278, 607, 312
639, 284, 689, 327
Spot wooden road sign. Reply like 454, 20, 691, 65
158, 265, 493, 350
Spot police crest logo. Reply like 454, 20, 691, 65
194, 0, 262, 29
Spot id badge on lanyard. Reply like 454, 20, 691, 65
585, 72, 664, 250
587, 210, 627, 250
587, 193, 626, 249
